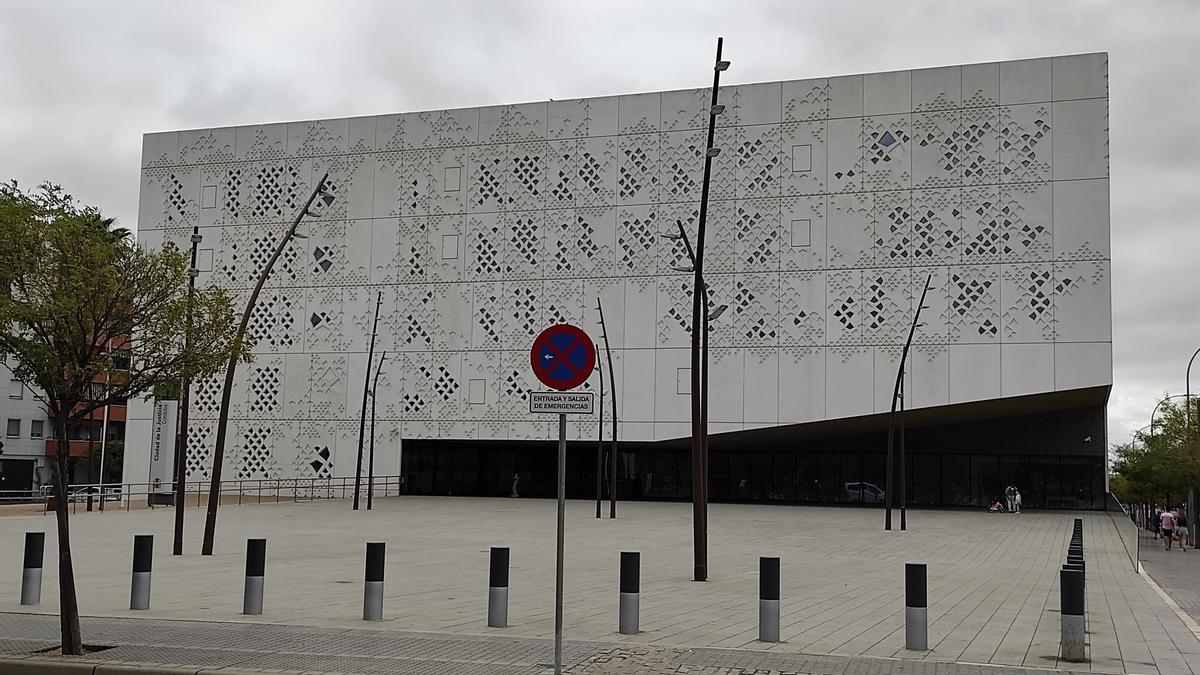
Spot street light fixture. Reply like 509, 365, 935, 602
885, 273, 933, 532
173, 227, 202, 555
667, 36, 733, 585
201, 172, 334, 556
354, 291, 384, 511
595, 298, 619, 518
367, 350, 388, 510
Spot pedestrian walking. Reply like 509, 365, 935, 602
1153, 509, 1162, 539
1014, 488, 1022, 514
1161, 508, 1176, 550
1177, 509, 1189, 551
1005, 485, 1017, 513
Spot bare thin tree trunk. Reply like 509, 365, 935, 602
52, 413, 83, 654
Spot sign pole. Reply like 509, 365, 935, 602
554, 412, 566, 675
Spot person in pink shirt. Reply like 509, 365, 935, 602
1161, 509, 1176, 550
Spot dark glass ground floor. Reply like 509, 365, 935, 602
399, 387, 1110, 510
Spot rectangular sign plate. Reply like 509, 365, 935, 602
530, 391, 595, 415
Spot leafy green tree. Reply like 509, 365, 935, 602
0, 181, 248, 654
1111, 396, 1200, 508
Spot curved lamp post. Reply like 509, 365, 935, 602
1186, 347, 1200, 439
201, 172, 334, 555
1149, 393, 1195, 445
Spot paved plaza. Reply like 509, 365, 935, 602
1, 497, 1198, 674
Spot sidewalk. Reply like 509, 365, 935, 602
0, 612, 1097, 674
1140, 527, 1200, 623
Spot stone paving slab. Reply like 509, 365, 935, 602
0, 613, 1099, 674
0, 497, 1195, 673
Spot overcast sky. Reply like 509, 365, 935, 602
2, 0, 1196, 450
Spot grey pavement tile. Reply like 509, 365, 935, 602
0, 499, 1197, 674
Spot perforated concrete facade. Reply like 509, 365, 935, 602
127, 53, 1111, 483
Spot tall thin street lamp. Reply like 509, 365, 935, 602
665, 218, 729, 577
367, 350, 387, 510
1186, 347, 1200, 441
885, 273, 932, 532
596, 298, 619, 518
595, 357, 603, 518
1185, 347, 1200, 514
685, 36, 730, 583
202, 173, 334, 555
354, 291, 383, 511
174, 226, 201, 555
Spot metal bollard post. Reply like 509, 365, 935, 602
619, 551, 640, 635
488, 546, 509, 628
21, 532, 44, 606
905, 562, 928, 651
130, 534, 153, 610
1060, 568, 1086, 661
243, 538, 267, 615
363, 542, 385, 621
759, 556, 780, 642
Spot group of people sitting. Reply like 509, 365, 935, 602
1154, 507, 1190, 550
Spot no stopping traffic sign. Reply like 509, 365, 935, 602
530, 324, 596, 391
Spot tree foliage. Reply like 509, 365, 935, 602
1110, 396, 1200, 506
0, 180, 249, 654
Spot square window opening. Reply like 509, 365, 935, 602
444, 166, 462, 192
791, 144, 813, 172
791, 219, 812, 247
442, 234, 460, 260
676, 368, 692, 395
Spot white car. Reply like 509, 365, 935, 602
844, 482, 886, 504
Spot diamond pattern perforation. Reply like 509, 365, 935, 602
141, 62, 1108, 464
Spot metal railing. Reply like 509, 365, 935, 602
0, 476, 405, 515
1105, 492, 1139, 572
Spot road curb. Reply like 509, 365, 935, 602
0, 655, 324, 675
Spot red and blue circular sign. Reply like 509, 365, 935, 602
530, 324, 596, 391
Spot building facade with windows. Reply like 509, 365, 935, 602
127, 53, 1111, 508
1, 355, 127, 492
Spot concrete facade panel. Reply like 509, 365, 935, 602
131, 54, 1112, 480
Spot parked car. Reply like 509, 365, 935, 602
844, 481, 886, 504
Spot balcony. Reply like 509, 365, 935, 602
44, 439, 102, 458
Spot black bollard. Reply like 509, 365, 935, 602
619, 551, 640, 635
759, 556, 780, 642
21, 532, 44, 606
1060, 568, 1085, 661
363, 542, 384, 620
130, 534, 153, 610
243, 539, 266, 615
488, 546, 509, 628
905, 562, 928, 650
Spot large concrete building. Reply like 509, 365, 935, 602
127, 53, 1111, 508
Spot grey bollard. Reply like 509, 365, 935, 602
905, 562, 928, 651
759, 556, 780, 642
243, 539, 266, 615
1060, 568, 1086, 662
619, 551, 640, 635
363, 542, 384, 621
130, 535, 153, 610
21, 532, 44, 606
488, 547, 509, 628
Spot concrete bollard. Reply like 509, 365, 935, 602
21, 532, 44, 606
759, 556, 780, 643
243, 539, 266, 615
905, 562, 928, 651
363, 542, 385, 621
130, 535, 153, 610
488, 546, 509, 628
1060, 568, 1086, 662
619, 551, 640, 635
